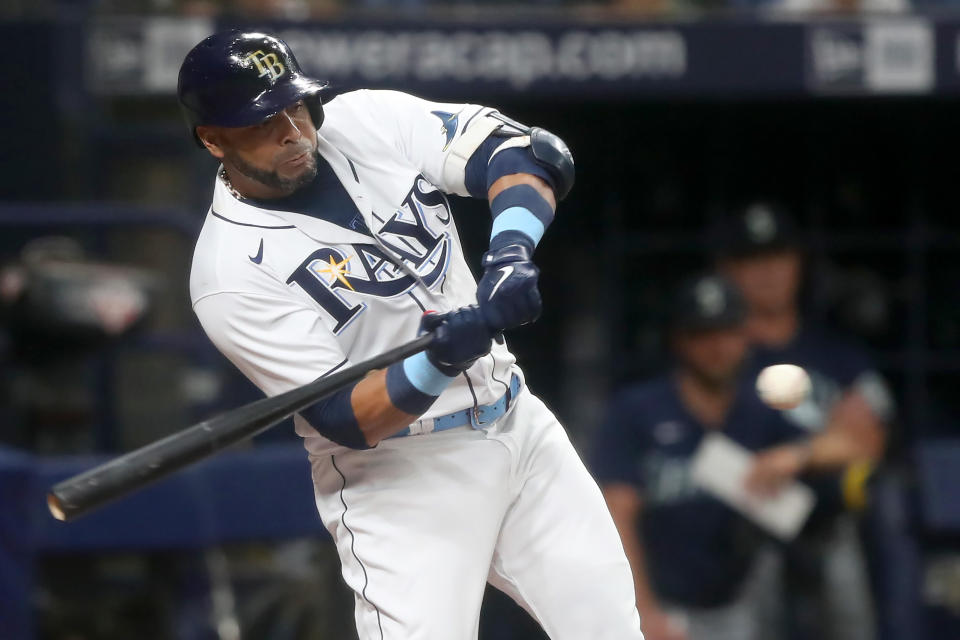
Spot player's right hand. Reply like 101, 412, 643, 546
476, 242, 542, 331
420, 306, 494, 375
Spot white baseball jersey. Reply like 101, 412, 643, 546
190, 89, 520, 455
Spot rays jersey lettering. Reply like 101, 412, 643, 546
288, 176, 451, 333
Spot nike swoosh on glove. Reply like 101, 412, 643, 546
476, 242, 542, 331
420, 306, 495, 376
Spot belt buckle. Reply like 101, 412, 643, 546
469, 405, 490, 430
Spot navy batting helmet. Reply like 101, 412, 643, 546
177, 30, 327, 147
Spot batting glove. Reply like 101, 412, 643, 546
420, 306, 494, 375
476, 243, 542, 331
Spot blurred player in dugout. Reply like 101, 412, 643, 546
591, 273, 810, 640
592, 266, 890, 640
715, 202, 893, 640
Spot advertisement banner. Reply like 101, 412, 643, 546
84, 16, 959, 99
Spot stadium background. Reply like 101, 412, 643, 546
2, 1, 960, 638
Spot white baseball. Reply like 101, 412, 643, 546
756, 364, 811, 410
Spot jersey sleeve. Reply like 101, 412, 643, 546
590, 391, 646, 488
354, 90, 503, 197
193, 291, 348, 398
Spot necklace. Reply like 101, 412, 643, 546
219, 168, 244, 200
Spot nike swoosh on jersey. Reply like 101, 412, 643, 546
249, 239, 264, 264
488, 265, 513, 300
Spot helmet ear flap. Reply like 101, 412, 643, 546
306, 95, 324, 131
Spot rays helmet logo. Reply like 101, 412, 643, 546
244, 50, 286, 82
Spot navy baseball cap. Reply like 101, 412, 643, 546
714, 202, 800, 257
671, 273, 747, 332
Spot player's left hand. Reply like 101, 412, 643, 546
476, 242, 541, 331
420, 306, 494, 375
744, 442, 810, 497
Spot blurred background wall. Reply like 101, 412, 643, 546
2, 0, 960, 639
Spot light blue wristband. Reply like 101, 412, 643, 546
385, 351, 457, 415
488, 184, 554, 248
403, 351, 456, 396
490, 207, 546, 246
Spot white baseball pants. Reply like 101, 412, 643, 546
309, 387, 644, 640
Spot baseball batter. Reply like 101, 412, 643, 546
179, 31, 643, 640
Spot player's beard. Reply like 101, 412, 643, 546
229, 149, 318, 195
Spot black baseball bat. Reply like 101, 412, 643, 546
47, 332, 435, 522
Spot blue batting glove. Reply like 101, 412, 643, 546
420, 306, 494, 375
476, 243, 542, 331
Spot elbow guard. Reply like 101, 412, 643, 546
449, 111, 575, 200
528, 128, 575, 201
485, 120, 575, 200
